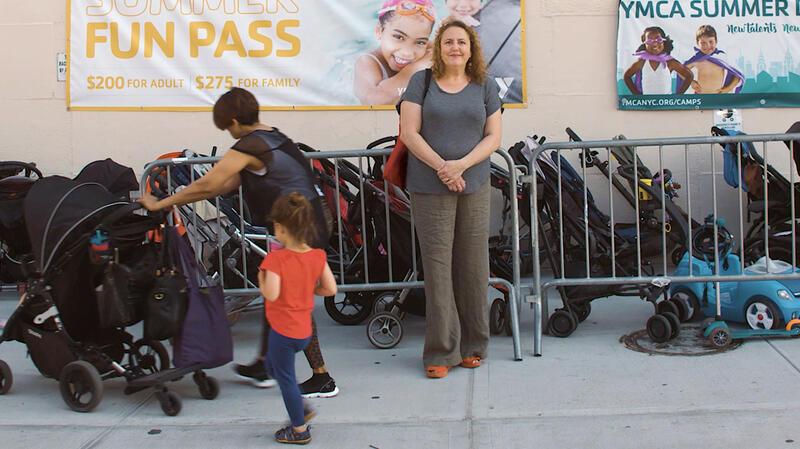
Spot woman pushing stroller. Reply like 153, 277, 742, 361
139, 87, 339, 398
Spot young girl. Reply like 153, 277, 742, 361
353, 0, 436, 105
445, 0, 482, 27
259, 192, 337, 445
623, 26, 693, 95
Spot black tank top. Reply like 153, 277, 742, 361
231, 128, 330, 249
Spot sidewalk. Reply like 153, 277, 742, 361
1, 291, 800, 449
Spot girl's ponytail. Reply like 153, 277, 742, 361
270, 192, 317, 245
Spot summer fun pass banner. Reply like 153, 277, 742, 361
617, 0, 800, 110
68, 0, 525, 110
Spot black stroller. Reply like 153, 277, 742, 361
0, 162, 43, 284
530, 147, 690, 337
0, 176, 219, 415
1, 158, 138, 285
300, 141, 425, 332
566, 127, 692, 263
713, 124, 800, 265
358, 137, 524, 346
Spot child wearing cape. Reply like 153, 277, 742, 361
684, 25, 744, 94
623, 26, 693, 95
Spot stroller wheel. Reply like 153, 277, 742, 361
193, 371, 220, 400
366, 312, 404, 349
59, 361, 104, 413
670, 246, 686, 266
132, 339, 170, 375
325, 292, 374, 325
372, 291, 397, 315
156, 390, 182, 416
547, 309, 577, 338
0, 359, 12, 395
646, 314, 672, 343
666, 298, 688, 323
671, 290, 702, 322
657, 300, 680, 319
661, 312, 681, 340
489, 298, 506, 335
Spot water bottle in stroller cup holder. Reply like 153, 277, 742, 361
89, 229, 113, 265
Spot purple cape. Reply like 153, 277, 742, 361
631, 51, 674, 95
683, 48, 744, 93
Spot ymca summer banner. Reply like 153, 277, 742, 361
68, 0, 525, 110
617, 0, 800, 110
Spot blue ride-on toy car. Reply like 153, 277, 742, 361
667, 218, 800, 347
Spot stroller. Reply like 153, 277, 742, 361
357, 136, 524, 346
0, 162, 43, 285
143, 145, 405, 329
143, 149, 278, 324
527, 144, 691, 337
1, 158, 138, 286
299, 140, 427, 331
0, 176, 220, 415
566, 127, 690, 263
713, 124, 800, 265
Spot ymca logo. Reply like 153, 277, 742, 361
494, 77, 514, 99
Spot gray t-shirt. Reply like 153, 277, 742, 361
401, 70, 501, 194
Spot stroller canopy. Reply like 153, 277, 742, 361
25, 176, 128, 272
74, 158, 139, 200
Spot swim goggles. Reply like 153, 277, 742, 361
644, 37, 666, 45
378, 1, 436, 22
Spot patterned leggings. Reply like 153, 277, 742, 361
260, 314, 325, 370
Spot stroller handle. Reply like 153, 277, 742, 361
0, 161, 43, 179
97, 202, 145, 229
366, 136, 396, 149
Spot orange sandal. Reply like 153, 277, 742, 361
460, 357, 482, 368
425, 366, 449, 378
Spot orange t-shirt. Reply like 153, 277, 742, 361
260, 248, 326, 339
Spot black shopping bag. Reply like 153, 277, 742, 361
96, 262, 136, 328
143, 227, 188, 341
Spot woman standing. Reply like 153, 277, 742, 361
398, 20, 502, 378
139, 88, 338, 397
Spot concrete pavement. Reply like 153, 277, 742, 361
1, 292, 800, 449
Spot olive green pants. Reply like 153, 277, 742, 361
410, 181, 490, 367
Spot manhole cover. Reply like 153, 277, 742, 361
621, 321, 742, 356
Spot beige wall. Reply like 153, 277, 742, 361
1, 0, 798, 182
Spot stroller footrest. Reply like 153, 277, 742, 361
126, 365, 200, 389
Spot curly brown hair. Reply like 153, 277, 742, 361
431, 20, 487, 85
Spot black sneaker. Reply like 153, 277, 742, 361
233, 360, 277, 388
299, 373, 339, 398
275, 425, 311, 445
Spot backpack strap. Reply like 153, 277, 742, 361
396, 68, 432, 114
421, 68, 432, 104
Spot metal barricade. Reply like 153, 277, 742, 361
141, 147, 525, 361
526, 132, 800, 356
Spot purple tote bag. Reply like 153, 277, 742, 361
170, 229, 233, 369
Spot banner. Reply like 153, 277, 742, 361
68, 0, 525, 110
617, 0, 800, 110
